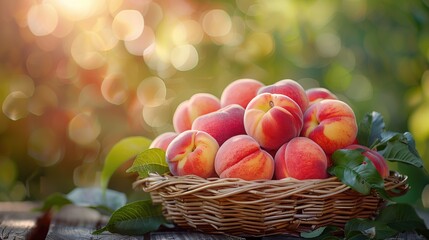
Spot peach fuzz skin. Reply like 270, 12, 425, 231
344, 144, 390, 179
172, 93, 221, 133
191, 104, 246, 146
301, 99, 358, 155
149, 132, 178, 151
215, 135, 274, 180
305, 87, 338, 105
166, 130, 219, 178
220, 78, 265, 108
244, 93, 303, 150
274, 137, 328, 180
258, 79, 309, 112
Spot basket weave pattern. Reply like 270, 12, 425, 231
135, 171, 408, 237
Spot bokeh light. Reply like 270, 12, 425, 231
202, 9, 232, 38
27, 3, 58, 36
2, 92, 29, 121
170, 44, 199, 71
101, 73, 129, 105
71, 31, 107, 70
137, 76, 166, 107
68, 112, 101, 145
112, 10, 144, 41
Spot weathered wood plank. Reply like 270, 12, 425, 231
0, 202, 42, 240
45, 205, 144, 240
150, 231, 245, 240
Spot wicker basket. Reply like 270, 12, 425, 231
134, 171, 408, 237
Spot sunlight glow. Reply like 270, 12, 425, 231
48, 0, 105, 21
27, 3, 58, 36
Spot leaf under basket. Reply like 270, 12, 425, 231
134, 171, 408, 237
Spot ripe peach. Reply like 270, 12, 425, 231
344, 144, 390, 178
166, 130, 219, 178
305, 87, 338, 105
258, 79, 309, 112
149, 132, 178, 151
215, 135, 274, 180
191, 104, 245, 146
220, 78, 265, 108
172, 93, 221, 133
274, 137, 328, 180
301, 99, 358, 155
244, 93, 303, 150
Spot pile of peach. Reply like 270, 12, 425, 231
149, 79, 389, 181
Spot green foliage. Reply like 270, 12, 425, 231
300, 226, 341, 239
344, 204, 429, 239
126, 148, 170, 178
356, 111, 423, 168
100, 137, 152, 190
329, 111, 424, 199
92, 200, 167, 235
329, 149, 388, 199
357, 111, 385, 148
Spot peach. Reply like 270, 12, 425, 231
244, 93, 303, 150
274, 137, 328, 180
220, 78, 265, 108
305, 87, 338, 105
215, 135, 274, 180
191, 104, 246, 146
258, 79, 309, 112
172, 93, 221, 133
301, 99, 358, 155
166, 130, 219, 178
344, 144, 390, 179
149, 132, 178, 151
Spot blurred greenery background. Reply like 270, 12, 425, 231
1, 0, 429, 208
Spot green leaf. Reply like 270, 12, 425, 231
376, 204, 427, 232
35, 193, 72, 212
357, 111, 385, 148
329, 149, 388, 198
345, 218, 398, 240
100, 136, 152, 190
126, 148, 169, 178
300, 226, 341, 239
67, 187, 126, 211
403, 132, 422, 159
378, 134, 423, 168
92, 200, 167, 235
301, 226, 327, 238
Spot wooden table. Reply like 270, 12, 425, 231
0, 202, 426, 239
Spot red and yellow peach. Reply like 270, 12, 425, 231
191, 104, 246, 146
166, 130, 219, 178
244, 93, 303, 150
220, 78, 265, 108
215, 135, 274, 180
305, 87, 338, 105
258, 79, 309, 112
275, 137, 328, 180
172, 93, 221, 133
301, 99, 358, 155
149, 132, 178, 151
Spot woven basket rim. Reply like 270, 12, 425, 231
134, 170, 408, 200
